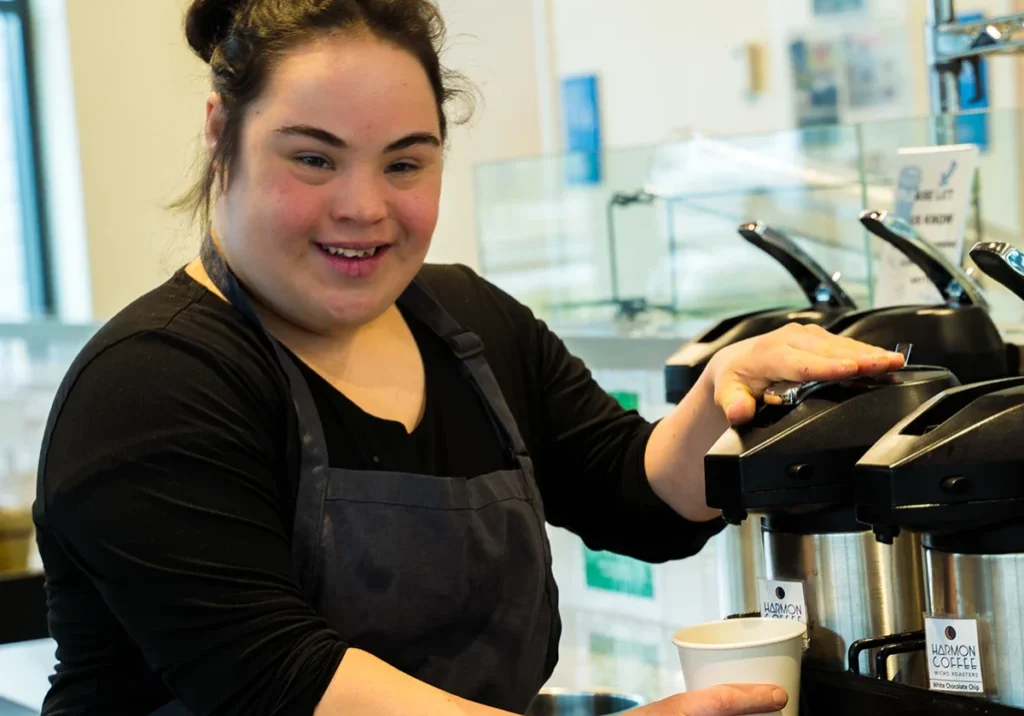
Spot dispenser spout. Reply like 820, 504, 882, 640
859, 209, 989, 310
969, 241, 1024, 303
738, 222, 857, 311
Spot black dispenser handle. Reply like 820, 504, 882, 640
848, 630, 925, 677
859, 209, 988, 310
738, 222, 857, 311
874, 640, 926, 681
969, 241, 1024, 303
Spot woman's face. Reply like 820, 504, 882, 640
207, 33, 443, 332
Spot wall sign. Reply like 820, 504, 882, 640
874, 143, 979, 307
561, 74, 603, 186
584, 547, 654, 599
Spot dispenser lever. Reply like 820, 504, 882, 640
896, 343, 913, 365
859, 209, 989, 310
738, 222, 857, 311
969, 241, 1024, 303
763, 380, 827, 407
764, 344, 910, 407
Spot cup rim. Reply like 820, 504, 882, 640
672, 618, 807, 651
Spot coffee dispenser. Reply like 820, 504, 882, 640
665, 222, 857, 403
704, 364, 958, 682
663, 222, 859, 617
854, 240, 1024, 708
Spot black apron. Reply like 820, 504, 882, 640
151, 238, 560, 715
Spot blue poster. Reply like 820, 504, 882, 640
561, 74, 602, 185
956, 12, 989, 152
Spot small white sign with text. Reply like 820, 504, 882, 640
758, 579, 807, 623
925, 617, 985, 696
875, 144, 979, 308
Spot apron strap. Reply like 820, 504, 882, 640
200, 235, 262, 328
199, 235, 329, 595
398, 280, 530, 460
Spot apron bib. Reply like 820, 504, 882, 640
150, 239, 560, 715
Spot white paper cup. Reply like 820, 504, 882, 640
672, 618, 806, 716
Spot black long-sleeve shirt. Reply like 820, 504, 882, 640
34, 263, 724, 716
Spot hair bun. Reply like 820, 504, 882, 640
185, 0, 247, 63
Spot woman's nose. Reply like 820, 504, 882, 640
330, 174, 388, 226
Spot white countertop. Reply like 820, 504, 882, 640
0, 606, 689, 713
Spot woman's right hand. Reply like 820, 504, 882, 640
631, 684, 788, 716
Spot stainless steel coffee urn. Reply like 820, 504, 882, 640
704, 366, 958, 683
663, 221, 859, 617
854, 240, 1024, 708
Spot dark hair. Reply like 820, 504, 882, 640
174, 0, 473, 228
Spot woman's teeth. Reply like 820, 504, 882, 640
322, 244, 378, 258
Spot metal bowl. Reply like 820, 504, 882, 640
526, 688, 646, 715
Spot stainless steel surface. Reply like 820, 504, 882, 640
763, 527, 927, 683
859, 210, 989, 310
925, 548, 1024, 708
527, 689, 646, 716
717, 521, 765, 618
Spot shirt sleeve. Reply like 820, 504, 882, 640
37, 329, 346, 716
460, 270, 725, 563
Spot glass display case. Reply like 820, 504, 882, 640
475, 108, 1024, 347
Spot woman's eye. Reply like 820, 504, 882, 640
296, 155, 332, 170
386, 161, 419, 175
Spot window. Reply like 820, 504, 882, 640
0, 0, 51, 319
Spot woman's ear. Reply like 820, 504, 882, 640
204, 92, 226, 154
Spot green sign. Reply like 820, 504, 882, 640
584, 547, 654, 599
608, 391, 639, 412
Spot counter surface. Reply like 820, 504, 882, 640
0, 606, 687, 713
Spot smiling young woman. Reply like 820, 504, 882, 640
32, 2, 903, 716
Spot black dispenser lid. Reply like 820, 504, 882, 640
831, 304, 1007, 385
665, 222, 854, 404
704, 368, 958, 528
665, 307, 843, 404
855, 376, 1024, 549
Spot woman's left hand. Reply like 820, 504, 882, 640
706, 323, 906, 426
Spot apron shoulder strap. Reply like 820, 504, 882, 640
399, 276, 528, 458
